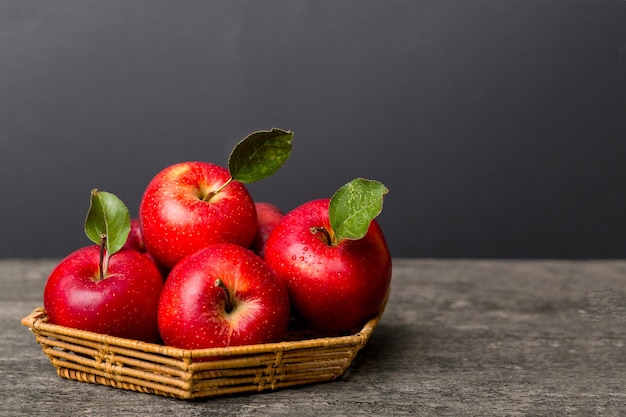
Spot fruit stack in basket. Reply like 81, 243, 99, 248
23, 128, 392, 399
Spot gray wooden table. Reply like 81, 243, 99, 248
2, 259, 625, 416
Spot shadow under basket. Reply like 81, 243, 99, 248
21, 297, 387, 400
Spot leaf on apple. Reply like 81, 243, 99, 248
329, 178, 389, 242
228, 128, 294, 183
85, 189, 131, 256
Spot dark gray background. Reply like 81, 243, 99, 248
1, 0, 625, 259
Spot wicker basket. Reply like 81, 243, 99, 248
21, 296, 387, 400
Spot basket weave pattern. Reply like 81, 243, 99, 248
22, 301, 385, 400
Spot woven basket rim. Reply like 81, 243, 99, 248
21, 291, 388, 360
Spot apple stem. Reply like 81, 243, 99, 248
203, 177, 233, 201
214, 279, 234, 313
98, 234, 109, 281
310, 226, 336, 246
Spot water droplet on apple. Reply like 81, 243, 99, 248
303, 247, 308, 251
291, 255, 297, 260
299, 256, 305, 261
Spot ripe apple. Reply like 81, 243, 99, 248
44, 190, 164, 342
43, 245, 164, 343
264, 180, 391, 333
139, 129, 293, 269
157, 243, 291, 350
139, 161, 258, 269
123, 217, 169, 278
250, 202, 284, 258
122, 217, 146, 252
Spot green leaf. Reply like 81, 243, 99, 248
228, 128, 293, 183
329, 178, 389, 242
84, 189, 131, 256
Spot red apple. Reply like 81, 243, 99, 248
139, 162, 258, 269
43, 246, 164, 343
264, 198, 392, 333
157, 243, 291, 350
250, 202, 284, 258
139, 129, 294, 269
123, 217, 170, 278
122, 217, 146, 252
